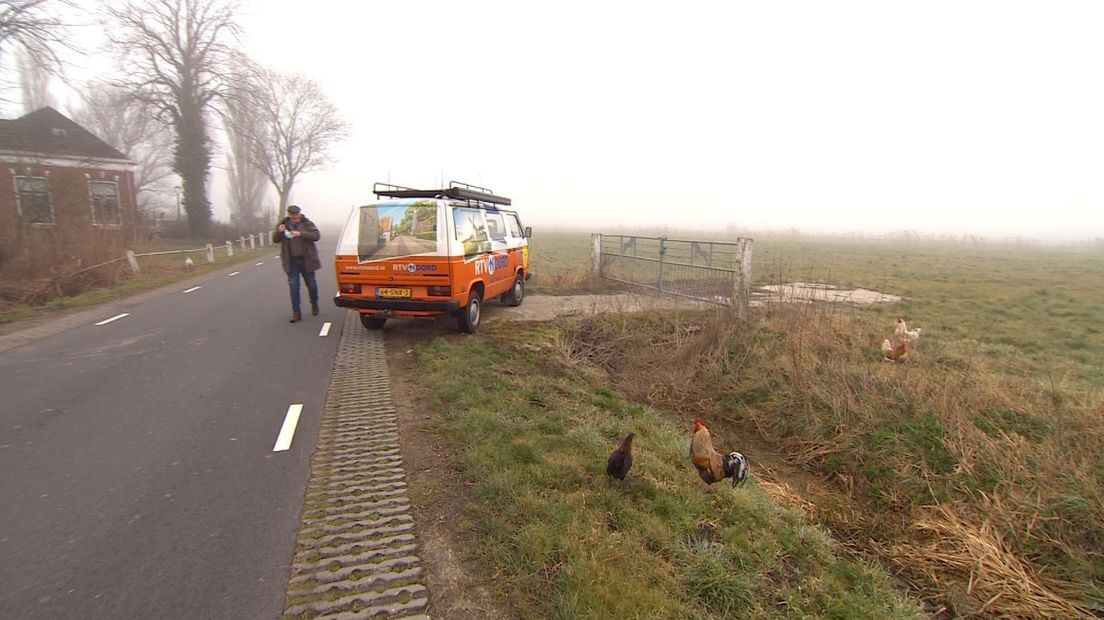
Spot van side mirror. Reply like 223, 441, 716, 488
524, 226, 532, 238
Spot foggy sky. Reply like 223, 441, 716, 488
9, 1, 1104, 241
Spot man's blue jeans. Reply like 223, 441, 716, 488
288, 257, 319, 315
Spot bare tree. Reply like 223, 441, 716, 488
17, 46, 54, 111
242, 67, 348, 212
102, 0, 240, 239
70, 81, 175, 217
0, 0, 72, 106
222, 80, 267, 227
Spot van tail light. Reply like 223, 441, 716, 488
427, 285, 451, 297
340, 283, 362, 294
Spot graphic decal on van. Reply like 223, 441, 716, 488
454, 207, 494, 257
354, 200, 438, 263
474, 254, 509, 276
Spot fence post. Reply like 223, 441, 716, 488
733, 237, 754, 319
225, 241, 234, 257
125, 250, 140, 274
657, 237, 667, 293
591, 233, 602, 278
249, 234, 256, 250
205, 243, 214, 264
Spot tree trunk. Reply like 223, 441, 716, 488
175, 99, 213, 239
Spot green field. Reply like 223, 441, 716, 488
409, 229, 1104, 618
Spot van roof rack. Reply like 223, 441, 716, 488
372, 180, 512, 206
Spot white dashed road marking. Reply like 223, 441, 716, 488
273, 404, 304, 452
318, 322, 332, 337
94, 313, 130, 326
255, 262, 264, 266
183, 286, 201, 293
228, 271, 240, 277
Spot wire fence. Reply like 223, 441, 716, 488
593, 234, 754, 317
18, 233, 273, 299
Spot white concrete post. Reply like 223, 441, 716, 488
225, 241, 234, 257
125, 250, 140, 274
249, 234, 255, 250
205, 243, 214, 264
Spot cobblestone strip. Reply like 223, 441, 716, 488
282, 312, 429, 619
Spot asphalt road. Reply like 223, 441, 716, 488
0, 235, 342, 619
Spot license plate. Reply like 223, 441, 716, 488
376, 287, 411, 299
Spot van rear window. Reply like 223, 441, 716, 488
339, 201, 439, 262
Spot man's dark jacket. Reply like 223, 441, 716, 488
272, 215, 322, 273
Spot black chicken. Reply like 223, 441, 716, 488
606, 432, 635, 486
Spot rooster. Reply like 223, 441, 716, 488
894, 318, 922, 342
689, 419, 749, 487
606, 432, 634, 486
881, 338, 909, 363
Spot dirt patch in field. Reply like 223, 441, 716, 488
755, 281, 902, 305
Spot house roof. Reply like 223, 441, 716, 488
0, 106, 130, 161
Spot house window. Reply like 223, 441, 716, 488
90, 181, 121, 227
15, 176, 53, 224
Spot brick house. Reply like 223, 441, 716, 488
0, 107, 139, 271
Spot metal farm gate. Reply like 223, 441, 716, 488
591, 234, 754, 317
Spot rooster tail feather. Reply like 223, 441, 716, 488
725, 452, 750, 487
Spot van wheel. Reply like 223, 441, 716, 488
360, 315, 386, 330
502, 272, 524, 306
457, 290, 482, 333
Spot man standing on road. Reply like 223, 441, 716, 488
273, 204, 321, 323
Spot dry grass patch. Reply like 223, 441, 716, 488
557, 305, 1103, 617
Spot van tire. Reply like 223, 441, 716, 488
360, 315, 386, 330
502, 272, 524, 306
457, 289, 482, 333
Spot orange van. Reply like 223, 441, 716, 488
332, 181, 531, 333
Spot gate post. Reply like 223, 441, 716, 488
591, 233, 602, 278
657, 237, 667, 292
733, 238, 754, 319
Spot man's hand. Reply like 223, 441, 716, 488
277, 224, 287, 232
291, 230, 301, 238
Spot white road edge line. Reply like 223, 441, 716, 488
228, 271, 240, 277
94, 313, 130, 326
273, 404, 304, 452
318, 322, 332, 337
183, 286, 201, 293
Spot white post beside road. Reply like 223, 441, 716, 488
225, 241, 234, 257
205, 243, 214, 264
125, 249, 140, 274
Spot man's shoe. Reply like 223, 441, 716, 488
289, 312, 302, 323
311, 302, 319, 316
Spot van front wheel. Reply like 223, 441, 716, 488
457, 290, 482, 333
502, 272, 524, 307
